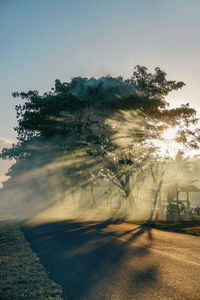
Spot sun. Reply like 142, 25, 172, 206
150, 126, 182, 158
162, 126, 178, 141
154, 125, 199, 158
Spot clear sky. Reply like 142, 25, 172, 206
1, 0, 200, 140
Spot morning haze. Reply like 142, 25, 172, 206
0, 2, 200, 300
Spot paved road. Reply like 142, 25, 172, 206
22, 220, 200, 300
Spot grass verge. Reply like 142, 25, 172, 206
0, 220, 63, 300
142, 220, 200, 236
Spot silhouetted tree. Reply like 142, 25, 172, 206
1, 66, 200, 216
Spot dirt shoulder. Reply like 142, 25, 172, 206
0, 220, 63, 300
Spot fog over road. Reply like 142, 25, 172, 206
22, 221, 200, 300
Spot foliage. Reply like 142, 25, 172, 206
1, 66, 200, 213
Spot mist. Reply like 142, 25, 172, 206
2, 147, 200, 225
1, 67, 200, 225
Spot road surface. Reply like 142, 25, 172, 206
22, 220, 200, 300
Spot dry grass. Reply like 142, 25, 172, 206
0, 220, 63, 300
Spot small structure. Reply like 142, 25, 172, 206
166, 184, 200, 221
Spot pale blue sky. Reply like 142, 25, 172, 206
1, 0, 200, 140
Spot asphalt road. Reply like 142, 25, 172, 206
22, 220, 200, 300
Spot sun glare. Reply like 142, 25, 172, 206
152, 125, 200, 158
162, 126, 178, 141
151, 126, 181, 158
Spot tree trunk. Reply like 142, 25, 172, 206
90, 183, 96, 207
71, 185, 76, 207
149, 189, 159, 221
149, 179, 163, 221
124, 174, 137, 213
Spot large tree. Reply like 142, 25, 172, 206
1, 66, 199, 217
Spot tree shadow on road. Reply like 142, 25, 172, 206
21, 219, 158, 300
